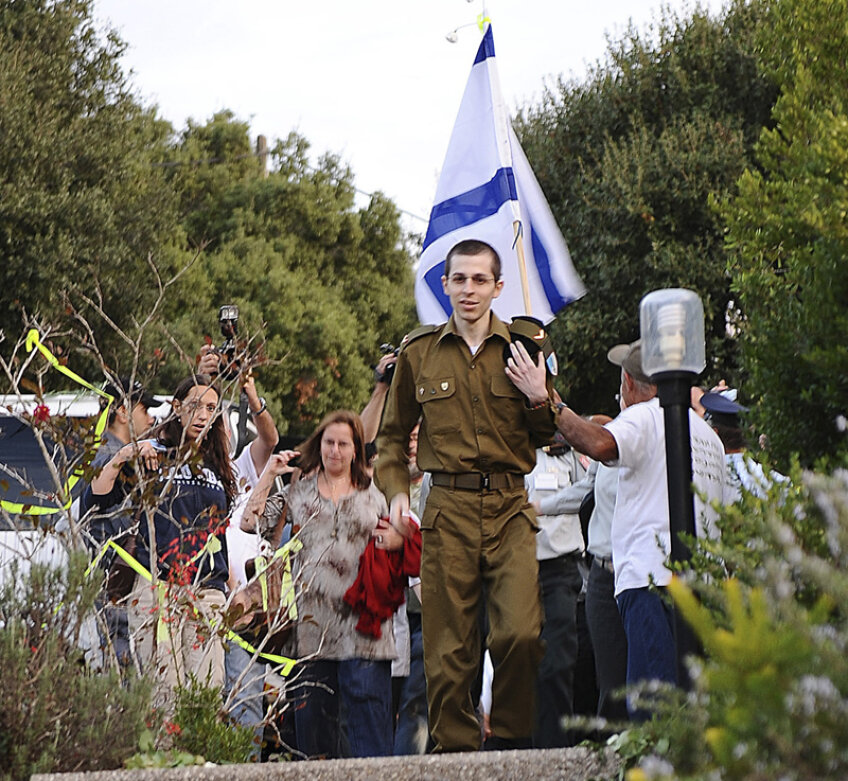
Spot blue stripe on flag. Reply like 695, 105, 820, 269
422, 167, 517, 250
473, 25, 496, 65
531, 226, 574, 312
423, 259, 451, 317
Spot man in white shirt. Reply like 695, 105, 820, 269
505, 338, 725, 716
699, 390, 789, 503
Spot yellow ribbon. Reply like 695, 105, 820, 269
86, 538, 299, 676
253, 537, 303, 620
0, 330, 114, 515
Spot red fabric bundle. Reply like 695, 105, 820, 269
343, 529, 422, 639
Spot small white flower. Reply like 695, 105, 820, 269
639, 755, 675, 778
732, 741, 748, 760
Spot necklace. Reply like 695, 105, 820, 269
322, 471, 351, 503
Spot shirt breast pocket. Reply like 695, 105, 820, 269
490, 373, 526, 442
418, 376, 457, 434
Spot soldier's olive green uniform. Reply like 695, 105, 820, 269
375, 314, 556, 751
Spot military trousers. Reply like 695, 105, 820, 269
420, 483, 544, 752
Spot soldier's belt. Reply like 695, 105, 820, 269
430, 472, 524, 492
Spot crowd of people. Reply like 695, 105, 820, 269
79, 237, 775, 760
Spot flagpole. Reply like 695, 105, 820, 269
513, 220, 533, 315
477, 10, 533, 317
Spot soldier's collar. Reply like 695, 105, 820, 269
439, 313, 509, 343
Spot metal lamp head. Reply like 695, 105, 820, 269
640, 288, 705, 377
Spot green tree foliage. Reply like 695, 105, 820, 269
719, 0, 848, 468
515, 0, 778, 412
0, 1, 415, 428
160, 114, 417, 435
0, 0, 185, 370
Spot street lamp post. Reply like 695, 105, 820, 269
640, 288, 706, 686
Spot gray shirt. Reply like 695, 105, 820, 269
85, 430, 134, 547
586, 463, 619, 560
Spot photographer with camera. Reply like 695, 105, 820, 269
360, 346, 399, 445
198, 306, 280, 756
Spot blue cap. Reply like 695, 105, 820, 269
701, 391, 748, 427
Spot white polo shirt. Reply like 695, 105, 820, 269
605, 397, 725, 596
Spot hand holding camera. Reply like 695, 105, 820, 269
374, 343, 399, 385
263, 451, 301, 477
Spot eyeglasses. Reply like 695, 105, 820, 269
446, 273, 496, 287
182, 401, 218, 415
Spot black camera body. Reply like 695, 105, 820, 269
376, 342, 400, 384
217, 304, 240, 381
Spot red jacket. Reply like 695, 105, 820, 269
343, 529, 422, 639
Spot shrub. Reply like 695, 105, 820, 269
622, 467, 848, 780
0, 550, 152, 780
168, 674, 256, 764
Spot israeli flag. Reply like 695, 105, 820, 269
415, 24, 585, 325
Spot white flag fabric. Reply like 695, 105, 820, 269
415, 24, 585, 325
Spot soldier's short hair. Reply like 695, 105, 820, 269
445, 239, 501, 280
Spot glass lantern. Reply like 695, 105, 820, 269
639, 288, 705, 377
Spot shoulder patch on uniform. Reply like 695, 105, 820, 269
399, 324, 440, 351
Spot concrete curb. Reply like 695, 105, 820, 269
33, 747, 620, 781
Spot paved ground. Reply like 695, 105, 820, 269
33, 747, 621, 781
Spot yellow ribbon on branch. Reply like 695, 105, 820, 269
0, 329, 114, 516
87, 537, 300, 676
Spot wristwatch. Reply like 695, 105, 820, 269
249, 397, 267, 418
554, 401, 568, 415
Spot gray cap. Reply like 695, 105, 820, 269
607, 340, 652, 385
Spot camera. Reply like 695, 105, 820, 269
376, 342, 400, 384
217, 304, 241, 381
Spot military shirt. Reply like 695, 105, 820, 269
375, 314, 557, 503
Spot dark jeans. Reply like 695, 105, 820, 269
616, 586, 676, 720
533, 554, 582, 748
293, 658, 392, 759
393, 611, 431, 754
585, 560, 629, 722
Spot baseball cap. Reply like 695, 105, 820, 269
103, 376, 157, 409
607, 340, 652, 385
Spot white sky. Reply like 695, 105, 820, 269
94, 0, 723, 233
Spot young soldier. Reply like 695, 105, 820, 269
375, 239, 557, 752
